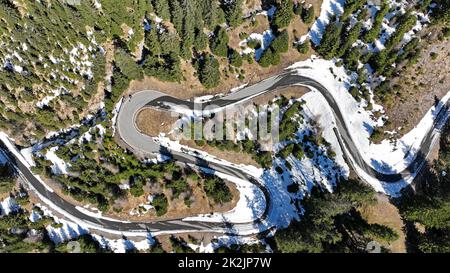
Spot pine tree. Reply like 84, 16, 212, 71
152, 0, 170, 20
182, 14, 196, 49
301, 5, 315, 24
337, 22, 362, 57
271, 30, 289, 53
193, 27, 208, 51
341, 0, 367, 21
229, 49, 243, 67
201, 0, 221, 29
221, 0, 244, 27
316, 22, 343, 60
114, 49, 142, 80
159, 32, 180, 55
145, 27, 162, 57
197, 53, 221, 89
169, 0, 184, 33
210, 27, 229, 57
294, 2, 303, 16
273, 0, 294, 29
297, 40, 310, 54
363, 2, 389, 43
259, 48, 276, 67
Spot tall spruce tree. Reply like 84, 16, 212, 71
210, 27, 229, 57
221, 0, 244, 27
152, 0, 170, 20
273, 0, 294, 29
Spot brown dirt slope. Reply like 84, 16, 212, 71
360, 194, 407, 253
385, 26, 450, 136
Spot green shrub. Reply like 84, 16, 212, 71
247, 39, 261, 49
273, 0, 294, 29
152, 194, 168, 216
301, 6, 315, 24
203, 176, 232, 204
442, 27, 450, 38
363, 3, 390, 43
259, 48, 277, 67
296, 40, 310, 54
210, 27, 229, 57
195, 53, 221, 89
271, 30, 290, 53
229, 50, 243, 67
0, 163, 16, 193
316, 22, 343, 60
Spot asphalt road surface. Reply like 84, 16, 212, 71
1, 68, 448, 236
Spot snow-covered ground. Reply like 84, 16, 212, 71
0, 197, 20, 216
46, 218, 90, 245
237, 4, 278, 60
18, 108, 106, 169
36, 87, 68, 109
33, 203, 154, 252
75, 206, 131, 224
45, 147, 70, 175
92, 234, 155, 253
76, 124, 106, 144
183, 167, 266, 224
111, 97, 124, 136
0, 149, 7, 164
302, 0, 430, 54
32, 202, 260, 253
301, 0, 346, 45
0, 24, 104, 105
155, 135, 268, 224
302, 92, 349, 174
0, 196, 156, 253
188, 235, 268, 253
156, 135, 264, 177
154, 97, 346, 230
0, 132, 55, 193
239, 30, 276, 60
0, 0, 444, 251
289, 57, 450, 195
258, 99, 347, 229
230, 83, 249, 93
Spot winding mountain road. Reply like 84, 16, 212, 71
1, 67, 448, 237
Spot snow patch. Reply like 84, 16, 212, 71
0, 197, 20, 216
288, 57, 450, 196
45, 147, 70, 175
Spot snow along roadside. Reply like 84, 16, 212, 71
288, 58, 450, 196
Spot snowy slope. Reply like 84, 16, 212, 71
289, 57, 450, 195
